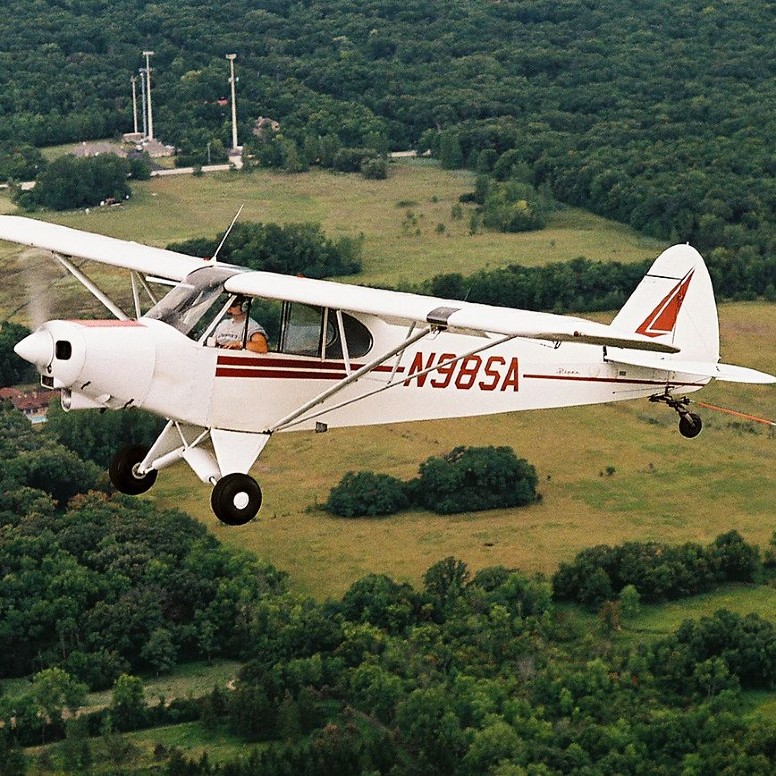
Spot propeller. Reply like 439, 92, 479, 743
13, 248, 62, 329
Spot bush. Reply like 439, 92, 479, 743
17, 153, 132, 211
325, 471, 409, 517
361, 156, 388, 179
411, 446, 539, 514
325, 446, 540, 518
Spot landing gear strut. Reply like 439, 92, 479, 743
650, 394, 703, 438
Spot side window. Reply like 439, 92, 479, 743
325, 312, 373, 359
278, 303, 372, 359
279, 303, 323, 356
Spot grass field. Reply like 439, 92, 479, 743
148, 300, 776, 601
1, 164, 774, 605
0, 161, 663, 323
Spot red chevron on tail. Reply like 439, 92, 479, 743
635, 270, 694, 338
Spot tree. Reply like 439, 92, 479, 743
411, 446, 540, 514
619, 584, 641, 621
109, 674, 147, 732
19, 154, 132, 211
0, 322, 35, 387
423, 557, 470, 611
141, 628, 177, 677
31, 668, 87, 738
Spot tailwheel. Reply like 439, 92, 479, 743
650, 394, 703, 439
679, 412, 703, 439
110, 445, 158, 495
211, 473, 262, 526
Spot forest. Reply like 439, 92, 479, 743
2, 1, 776, 256
1, 400, 776, 773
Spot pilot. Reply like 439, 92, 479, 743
213, 295, 269, 353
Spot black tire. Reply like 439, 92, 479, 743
211, 473, 262, 526
109, 445, 158, 495
679, 412, 703, 439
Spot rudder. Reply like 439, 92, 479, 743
611, 244, 719, 362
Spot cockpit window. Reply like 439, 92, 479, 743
144, 266, 241, 338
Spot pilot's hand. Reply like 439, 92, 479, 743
222, 341, 241, 349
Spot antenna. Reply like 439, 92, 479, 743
210, 205, 244, 264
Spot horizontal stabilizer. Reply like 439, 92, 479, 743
608, 352, 776, 384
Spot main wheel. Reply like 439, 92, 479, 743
679, 412, 703, 439
109, 445, 158, 495
211, 473, 262, 526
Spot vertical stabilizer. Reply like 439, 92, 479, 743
611, 245, 719, 362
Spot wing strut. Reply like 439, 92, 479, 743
268, 326, 434, 432
271, 332, 518, 433
55, 253, 128, 320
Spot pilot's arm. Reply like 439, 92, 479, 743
245, 331, 269, 353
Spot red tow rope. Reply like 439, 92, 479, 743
692, 400, 776, 428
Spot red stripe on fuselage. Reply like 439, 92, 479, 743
215, 355, 402, 378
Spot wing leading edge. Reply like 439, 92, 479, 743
0, 215, 206, 282
225, 271, 679, 354
0, 215, 677, 354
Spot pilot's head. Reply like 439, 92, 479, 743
229, 295, 249, 315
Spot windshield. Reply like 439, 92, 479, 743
144, 266, 242, 338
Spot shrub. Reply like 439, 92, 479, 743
411, 446, 539, 515
325, 471, 409, 517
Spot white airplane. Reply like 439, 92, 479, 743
1, 215, 773, 525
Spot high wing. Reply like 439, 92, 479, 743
225, 271, 679, 353
0, 214, 677, 354
0, 215, 206, 282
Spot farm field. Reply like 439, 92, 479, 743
0, 160, 663, 322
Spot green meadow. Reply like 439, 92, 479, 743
0, 160, 663, 321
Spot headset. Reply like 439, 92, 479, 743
232, 295, 250, 312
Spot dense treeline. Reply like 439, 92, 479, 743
3, 1, 776, 256
168, 220, 362, 278
5, 542, 776, 772
553, 531, 765, 608
1, 399, 775, 772
45, 403, 165, 468
0, 402, 286, 688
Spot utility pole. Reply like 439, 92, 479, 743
143, 50, 155, 141
130, 76, 139, 134
139, 69, 147, 139
226, 53, 238, 151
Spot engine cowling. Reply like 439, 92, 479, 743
15, 319, 156, 410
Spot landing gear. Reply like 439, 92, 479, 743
679, 412, 703, 439
110, 445, 158, 495
650, 394, 703, 439
211, 473, 262, 526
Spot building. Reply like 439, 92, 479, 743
0, 386, 58, 423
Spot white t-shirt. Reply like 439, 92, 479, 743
214, 316, 266, 348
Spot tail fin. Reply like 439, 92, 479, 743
611, 244, 719, 363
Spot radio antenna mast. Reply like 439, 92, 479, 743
211, 205, 244, 264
